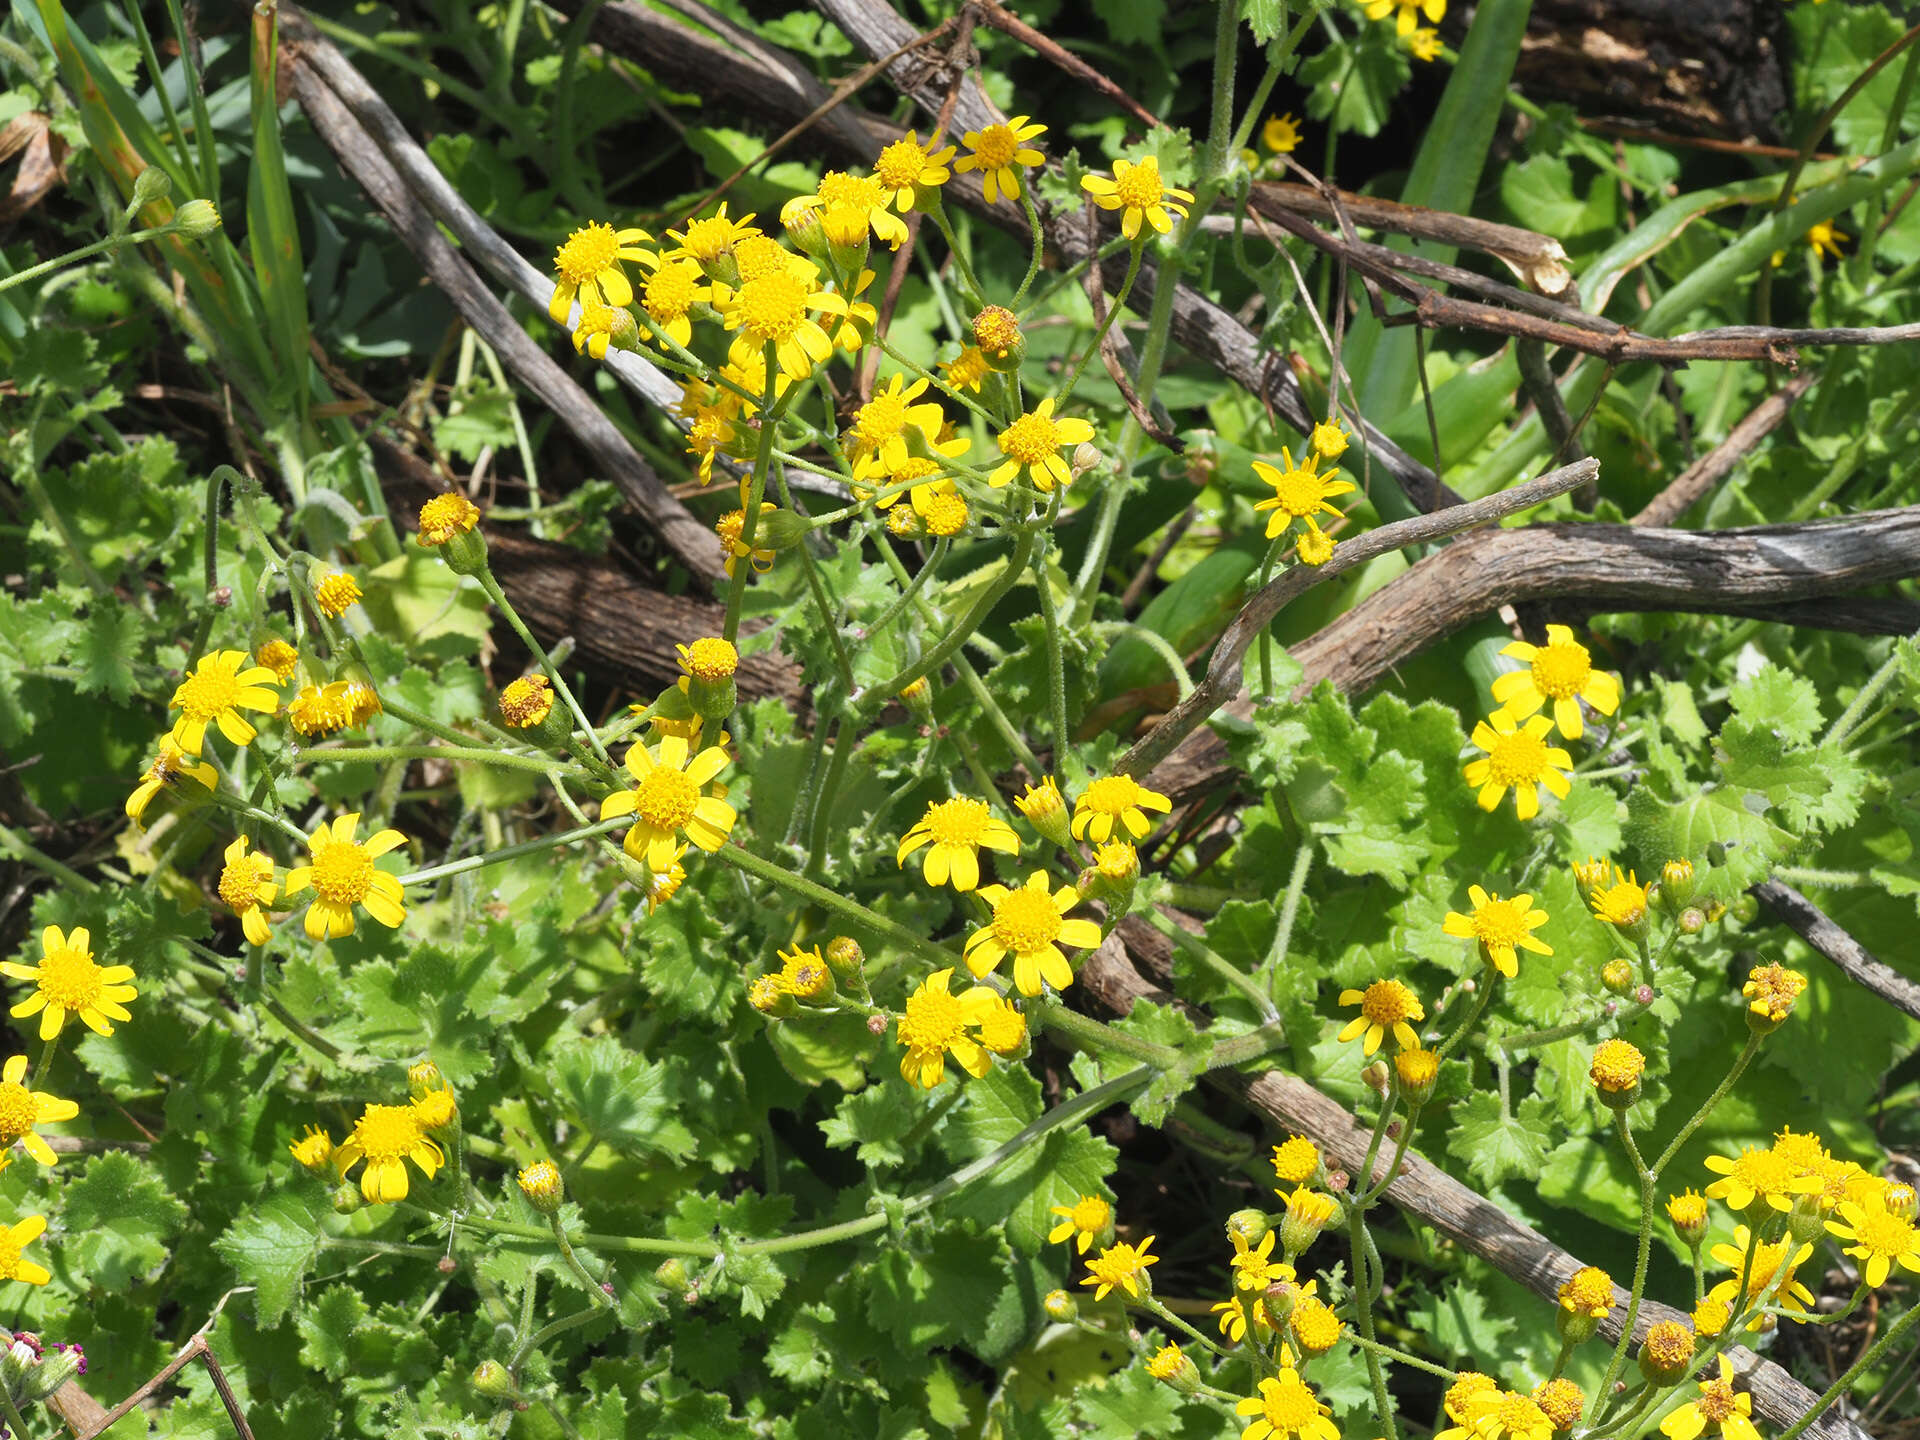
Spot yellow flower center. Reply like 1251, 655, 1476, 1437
1358, 979, 1417, 1027
855, 392, 910, 446
1593, 876, 1648, 926
353, 1103, 424, 1161
1095, 842, 1137, 881
876, 140, 929, 189
973, 306, 1021, 355
1446, 1374, 1498, 1423
1531, 640, 1592, 698
991, 886, 1063, 955
1396, 1048, 1438, 1087
1081, 776, 1143, 815
1292, 1299, 1342, 1352
690, 413, 733, 455
1730, 1146, 1798, 1197
1486, 727, 1550, 785
1088, 1240, 1150, 1286
733, 236, 791, 282
1741, 1238, 1790, 1293
1852, 1208, 1914, 1258
554, 222, 620, 284
1146, 1345, 1183, 1380
1772, 1128, 1825, 1170
1590, 1040, 1644, 1091
499, 676, 554, 728
923, 492, 969, 536
218, 857, 263, 913
1493, 1395, 1552, 1438
678, 215, 741, 261
0, 1082, 38, 1145
0, 1233, 22, 1278
682, 637, 738, 681
418, 494, 479, 544
1069, 1195, 1110, 1231
1561, 1266, 1614, 1312
1696, 1380, 1738, 1425
1533, 1380, 1583, 1429
999, 410, 1062, 465
1266, 463, 1330, 518
176, 664, 240, 721
257, 640, 299, 679
947, 346, 989, 388
634, 766, 700, 831
36, 944, 105, 1010
899, 981, 967, 1051
817, 171, 885, 212
311, 837, 375, 906
1643, 1322, 1696, 1369
736, 272, 810, 341
970, 124, 1020, 168
1113, 163, 1164, 209
717, 510, 747, 546
1468, 895, 1530, 948
1257, 1374, 1323, 1430
1669, 1191, 1708, 1227
1274, 1137, 1319, 1182
923, 797, 992, 847
646, 262, 701, 319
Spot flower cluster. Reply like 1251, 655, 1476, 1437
1464, 625, 1619, 819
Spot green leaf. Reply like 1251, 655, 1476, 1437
1072, 1362, 1183, 1440
1445, 1092, 1554, 1187
1552, 782, 1624, 861
75, 604, 142, 702
821, 1076, 925, 1169
432, 378, 518, 462
296, 1285, 370, 1377
1717, 723, 1867, 835
214, 1193, 323, 1326
767, 1303, 839, 1387
939, 1065, 1117, 1251
1728, 664, 1824, 745
1410, 1279, 1517, 1362
549, 1035, 698, 1162
1623, 785, 1797, 891
1299, 27, 1411, 141
1089, 0, 1164, 46
864, 1224, 1021, 1355
59, 1151, 188, 1290
636, 886, 741, 1022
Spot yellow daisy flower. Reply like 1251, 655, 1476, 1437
254, 637, 300, 681
1363, 0, 1445, 37
1490, 624, 1621, 740
3, 925, 137, 1040
1703, 1144, 1821, 1213
1272, 1134, 1321, 1185
989, 397, 1097, 491
1232, 1229, 1285, 1291
1080, 156, 1195, 241
167, 649, 281, 754
125, 737, 218, 826
571, 302, 619, 360
1659, 1356, 1761, 1440
1465, 1390, 1555, 1440
897, 796, 1021, 891
218, 835, 278, 947
547, 219, 652, 323
713, 259, 849, 383
1408, 26, 1443, 60
1263, 113, 1303, 154
1705, 1224, 1816, 1324
873, 131, 957, 210
1337, 979, 1423, 1055
1532, 1381, 1584, 1432
954, 115, 1048, 204
1295, 522, 1335, 566
1441, 885, 1552, 978
1047, 1194, 1111, 1253
1825, 1199, 1920, 1287
0, 1215, 51, 1286
717, 504, 779, 577
1081, 1236, 1157, 1300
964, 870, 1104, 996
944, 344, 990, 393
1436, 1373, 1501, 1440
1309, 417, 1349, 460
1463, 710, 1574, 819
1252, 449, 1355, 539
334, 1101, 444, 1204
289, 1125, 333, 1173
0, 1054, 79, 1166
1235, 1369, 1339, 1440
600, 733, 736, 869
416, 493, 481, 547
1805, 220, 1846, 262
1071, 773, 1173, 842
666, 203, 760, 266
848, 373, 946, 479
636, 256, 712, 350
783, 170, 909, 249
313, 570, 362, 618
1590, 869, 1649, 930
283, 813, 409, 940
1557, 1265, 1614, 1319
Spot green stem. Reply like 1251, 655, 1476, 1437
1360, 1104, 1421, 1206
1652, 1033, 1762, 1174
1435, 978, 1495, 1063
1263, 840, 1314, 1006
0, 222, 180, 296
803, 712, 855, 881
1013, 187, 1046, 306
29, 1031, 60, 1090
0, 1383, 36, 1440
872, 529, 1037, 700
1495, 998, 1653, 1053
0, 824, 98, 894
1346, 1332, 1456, 1382
1034, 513, 1071, 763
511, 1303, 606, 1372
304, 742, 564, 774
714, 841, 962, 971
547, 1212, 615, 1311
1053, 243, 1144, 406
1140, 907, 1280, 1022
1827, 628, 1919, 747
476, 568, 609, 763
1597, 1110, 1655, 1400
395, 818, 626, 886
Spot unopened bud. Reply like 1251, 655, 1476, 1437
1633, 985, 1654, 1007
1600, 959, 1635, 996
1263, 1277, 1301, 1323
1226, 1209, 1271, 1247
656, 1257, 690, 1291
755, 507, 813, 552
1362, 1061, 1390, 1096
867, 1013, 889, 1035
1071, 442, 1102, 478
1146, 1343, 1201, 1395
1679, 907, 1705, 935
1731, 893, 1759, 924
517, 1160, 564, 1214
825, 935, 867, 990
437, 1255, 457, 1275
472, 1360, 517, 1400
173, 198, 222, 238
16, 1346, 81, 1403
332, 1183, 363, 1215
1043, 1288, 1078, 1322
1660, 858, 1697, 911
131, 166, 172, 208
211, 585, 233, 608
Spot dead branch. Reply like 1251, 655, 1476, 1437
1751, 879, 1920, 1024
1633, 373, 1819, 526
77, 1334, 253, 1440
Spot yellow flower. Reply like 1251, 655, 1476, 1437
677, 637, 738, 689
1659, 1356, 1761, 1440
1703, 1144, 1820, 1213
601, 733, 736, 869
944, 344, 990, 393
517, 1159, 564, 1211
954, 115, 1048, 204
717, 504, 778, 577
1363, 0, 1445, 37
1442, 885, 1552, 978
1805, 220, 1846, 262
218, 835, 278, 947
1407, 26, 1443, 60
168, 649, 281, 754
1557, 1265, 1614, 1319
776, 945, 833, 1001
897, 796, 1021, 891
1047, 1194, 1111, 1253
635, 256, 712, 350
289, 1125, 333, 1173
313, 570, 362, 618
1071, 773, 1173, 843
1289, 1296, 1344, 1358
848, 374, 946, 478
1491, 625, 1620, 740
0, 1054, 79, 1167
989, 397, 1097, 491
1742, 962, 1807, 1028
1235, 1369, 1339, 1440
1825, 1199, 1920, 1287
1590, 870, 1649, 929
1014, 776, 1071, 842
1532, 1381, 1584, 1432
1263, 113, 1303, 154
3, 925, 137, 1040
0, 1215, 51, 1286
287, 681, 356, 738
647, 847, 688, 914
1336, 979, 1423, 1055
283, 813, 409, 940
784, 170, 910, 249
874, 130, 957, 210
413, 1086, 458, 1131
418, 493, 481, 547
973, 305, 1023, 365
1295, 522, 1335, 567
1705, 1225, 1816, 1323
1252, 449, 1355, 538
1081, 156, 1194, 241
1667, 1189, 1709, 1232
334, 1101, 444, 1204
1465, 1390, 1555, 1440
1395, 1046, 1439, 1095
1639, 1320, 1697, 1385
965, 870, 1104, 996
1081, 1236, 1157, 1300
1691, 1295, 1730, 1338
914, 480, 970, 537
1278, 1187, 1338, 1254
1463, 710, 1574, 819
126, 737, 218, 826
1437, 1373, 1501, 1440
1272, 1135, 1321, 1185
255, 638, 300, 682
499, 675, 555, 730
666, 203, 760, 266
1232, 1229, 1285, 1291
1309, 417, 1348, 460
1589, 1039, 1645, 1095
826, 266, 880, 352
547, 219, 652, 322
571, 301, 619, 359
1214, 1293, 1275, 1343
712, 258, 848, 383
897, 967, 1003, 1088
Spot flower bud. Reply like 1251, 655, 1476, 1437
1703, 899, 1728, 924
1014, 777, 1072, 847
407, 1059, 446, 1097
173, 198, 222, 238
1600, 959, 1635, 997
130, 165, 172, 209
1786, 1192, 1827, 1246
332, 1183, 363, 1215
605, 306, 643, 354
1394, 1047, 1438, 1105
1589, 1039, 1644, 1109
1263, 1276, 1301, 1323
824, 935, 867, 991
1042, 1289, 1079, 1322
438, 1255, 457, 1274
517, 1160, 564, 1214
749, 973, 796, 1018
1884, 1182, 1918, 1221
820, 204, 871, 274
1660, 858, 1697, 911
1555, 1266, 1613, 1344
289, 1125, 334, 1175
972, 305, 1025, 372
1730, 893, 1759, 924
472, 1360, 517, 1400
1678, 907, 1706, 935
784, 204, 829, 261
1666, 1189, 1708, 1247
1572, 856, 1613, 904
676, 636, 740, 721
1226, 1209, 1271, 1247
656, 1257, 690, 1291
754, 506, 813, 552
1147, 1343, 1201, 1395
1637, 1321, 1696, 1387
1277, 1187, 1337, 1257
1362, 1061, 1390, 1097
2, 1337, 35, 1390
1079, 840, 1138, 912
17, 1345, 83, 1403
1071, 442, 1102, 479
